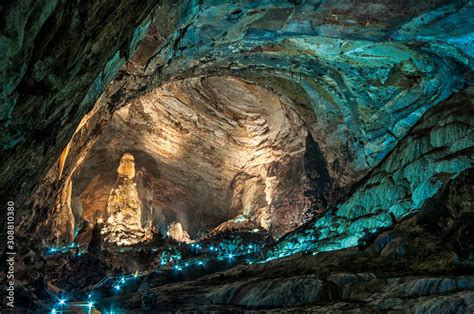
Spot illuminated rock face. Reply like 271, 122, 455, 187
167, 222, 193, 244
102, 153, 152, 245
7, 0, 472, 251
74, 77, 314, 238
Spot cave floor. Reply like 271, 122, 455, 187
97, 247, 474, 312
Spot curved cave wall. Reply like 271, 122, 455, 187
0, 1, 473, 311
72, 76, 332, 238
2, 0, 471, 247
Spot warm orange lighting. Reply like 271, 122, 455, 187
58, 141, 71, 180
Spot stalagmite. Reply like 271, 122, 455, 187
101, 153, 152, 245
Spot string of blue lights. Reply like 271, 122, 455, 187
47, 241, 262, 313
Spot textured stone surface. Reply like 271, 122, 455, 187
133, 0, 470, 184
89, 167, 474, 312
4, 0, 472, 246
0, 2, 473, 312
73, 76, 313, 238
0, 0, 158, 246
269, 87, 474, 258
167, 221, 193, 244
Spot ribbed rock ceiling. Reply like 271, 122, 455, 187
2, 0, 472, 248
1, 1, 473, 312
74, 76, 311, 237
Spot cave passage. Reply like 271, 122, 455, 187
72, 76, 323, 242
1, 1, 473, 312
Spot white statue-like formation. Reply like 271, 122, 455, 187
102, 153, 153, 245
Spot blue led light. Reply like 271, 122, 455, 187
58, 239, 266, 309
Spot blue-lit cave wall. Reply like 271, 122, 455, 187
269, 88, 473, 258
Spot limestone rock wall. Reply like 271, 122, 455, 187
0, 0, 159, 247
2, 0, 472, 248
67, 0, 471, 241
269, 87, 474, 258
73, 77, 313, 238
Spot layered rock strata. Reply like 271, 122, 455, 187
269, 87, 474, 258
73, 77, 313, 238
5, 0, 472, 248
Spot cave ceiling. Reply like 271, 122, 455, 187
0, 0, 472, 245
74, 76, 309, 237
1, 1, 474, 312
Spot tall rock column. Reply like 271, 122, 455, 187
102, 153, 152, 245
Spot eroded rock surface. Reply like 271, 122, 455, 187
94, 167, 474, 312
167, 222, 193, 244
4, 0, 472, 246
270, 87, 474, 258
0, 1, 473, 312
0, 1, 159, 242
73, 77, 313, 238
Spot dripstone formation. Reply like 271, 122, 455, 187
102, 153, 152, 245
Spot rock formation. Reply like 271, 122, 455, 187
0, 1, 473, 312
73, 77, 311, 238
34, 177, 76, 246
269, 87, 474, 258
101, 153, 152, 245
7, 0, 472, 246
167, 222, 193, 244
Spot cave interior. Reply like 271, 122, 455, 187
1, 0, 474, 312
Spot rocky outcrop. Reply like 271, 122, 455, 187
34, 177, 75, 246
269, 87, 474, 258
167, 222, 193, 244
